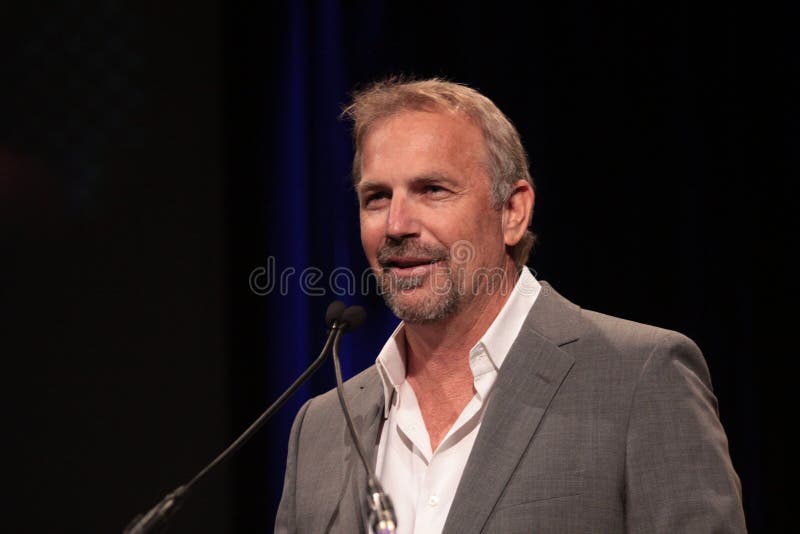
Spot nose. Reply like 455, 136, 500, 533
386, 193, 420, 241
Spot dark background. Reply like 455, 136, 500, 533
2, 1, 793, 532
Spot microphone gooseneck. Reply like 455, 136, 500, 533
331, 309, 397, 534
182, 302, 346, 489
124, 301, 348, 534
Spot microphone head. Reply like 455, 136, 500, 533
340, 305, 367, 332
325, 301, 347, 327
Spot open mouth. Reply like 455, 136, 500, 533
381, 257, 443, 275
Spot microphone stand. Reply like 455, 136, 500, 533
124, 316, 341, 534
124, 302, 397, 533
331, 326, 397, 534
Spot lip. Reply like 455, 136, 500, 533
382, 257, 444, 277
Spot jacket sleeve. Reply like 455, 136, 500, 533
275, 399, 311, 534
624, 331, 747, 533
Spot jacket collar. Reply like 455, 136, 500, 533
442, 281, 581, 533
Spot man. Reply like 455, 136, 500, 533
276, 78, 746, 533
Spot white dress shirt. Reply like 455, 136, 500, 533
374, 268, 541, 534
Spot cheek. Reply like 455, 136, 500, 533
465, 222, 506, 265
360, 219, 380, 257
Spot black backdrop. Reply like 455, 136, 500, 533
2, 1, 794, 532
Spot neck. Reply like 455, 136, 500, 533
404, 259, 520, 380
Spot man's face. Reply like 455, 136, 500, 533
357, 110, 509, 323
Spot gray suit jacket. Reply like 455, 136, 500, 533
275, 282, 746, 533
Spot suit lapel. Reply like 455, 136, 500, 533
442, 282, 581, 534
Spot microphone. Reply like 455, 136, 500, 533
326, 300, 347, 327
124, 301, 347, 534
330, 306, 397, 534
339, 304, 367, 331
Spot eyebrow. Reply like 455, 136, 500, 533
357, 172, 459, 194
413, 172, 459, 187
355, 180, 383, 195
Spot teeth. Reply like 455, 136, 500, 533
383, 258, 441, 269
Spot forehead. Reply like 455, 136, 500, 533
360, 110, 487, 180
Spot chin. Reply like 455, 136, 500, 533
382, 287, 460, 324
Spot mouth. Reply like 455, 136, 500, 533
381, 256, 444, 276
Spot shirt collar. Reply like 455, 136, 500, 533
376, 267, 541, 417
474, 266, 540, 371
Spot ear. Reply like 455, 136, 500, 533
502, 180, 535, 247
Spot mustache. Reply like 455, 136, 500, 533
376, 241, 450, 267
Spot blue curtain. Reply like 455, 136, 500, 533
261, 0, 396, 518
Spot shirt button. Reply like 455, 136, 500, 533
428, 495, 439, 507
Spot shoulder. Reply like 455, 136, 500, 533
530, 281, 690, 351
580, 307, 699, 353
301, 365, 383, 423
581, 309, 708, 377
531, 282, 711, 386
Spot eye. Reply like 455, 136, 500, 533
362, 191, 390, 208
422, 183, 451, 198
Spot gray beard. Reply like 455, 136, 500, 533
378, 270, 461, 324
